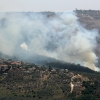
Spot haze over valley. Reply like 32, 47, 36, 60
0, 10, 100, 71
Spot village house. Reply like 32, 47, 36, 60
50, 69, 57, 74
10, 61, 21, 67
0, 64, 8, 72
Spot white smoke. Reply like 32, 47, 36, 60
20, 43, 30, 51
0, 12, 99, 71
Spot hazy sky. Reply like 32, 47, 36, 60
0, 0, 99, 12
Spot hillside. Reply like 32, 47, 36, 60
0, 58, 100, 100
76, 10, 100, 32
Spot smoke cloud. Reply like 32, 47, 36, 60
20, 42, 30, 51
0, 12, 99, 71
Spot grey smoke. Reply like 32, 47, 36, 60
0, 12, 99, 71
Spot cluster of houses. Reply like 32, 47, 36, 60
0, 58, 89, 97
0, 58, 69, 75
0, 59, 21, 73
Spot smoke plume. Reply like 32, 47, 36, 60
20, 43, 30, 51
0, 12, 99, 71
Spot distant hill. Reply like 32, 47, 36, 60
75, 10, 100, 32
0, 51, 96, 73
45, 61, 95, 73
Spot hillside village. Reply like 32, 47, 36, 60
0, 58, 100, 100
